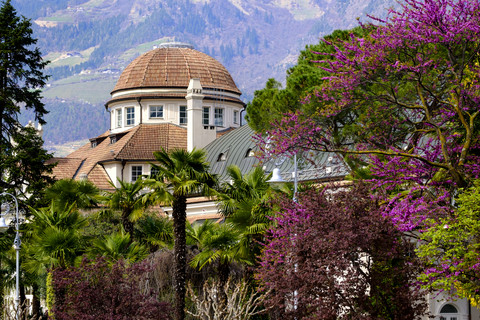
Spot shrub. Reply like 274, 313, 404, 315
51, 256, 172, 320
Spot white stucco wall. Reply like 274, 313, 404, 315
107, 97, 242, 135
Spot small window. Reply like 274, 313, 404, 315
203, 107, 210, 125
179, 106, 187, 125
233, 110, 239, 124
126, 107, 135, 126
116, 109, 122, 128
110, 136, 117, 144
150, 105, 163, 118
214, 108, 223, 126
217, 153, 226, 162
245, 148, 254, 157
91, 140, 97, 148
131, 165, 143, 181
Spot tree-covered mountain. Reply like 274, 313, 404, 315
12, 0, 395, 149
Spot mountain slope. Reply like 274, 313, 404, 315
12, 0, 395, 148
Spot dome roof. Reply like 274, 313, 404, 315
111, 46, 241, 95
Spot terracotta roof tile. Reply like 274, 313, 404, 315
47, 157, 84, 180
88, 164, 115, 191
54, 124, 188, 189
111, 48, 241, 95
115, 123, 187, 159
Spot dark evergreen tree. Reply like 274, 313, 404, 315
0, 4, 53, 313
0, 0, 53, 203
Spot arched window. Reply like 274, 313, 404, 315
439, 303, 459, 320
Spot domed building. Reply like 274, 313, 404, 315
52, 43, 245, 191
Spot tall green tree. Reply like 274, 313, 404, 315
0, 0, 53, 201
100, 179, 146, 239
144, 148, 216, 320
245, 27, 365, 133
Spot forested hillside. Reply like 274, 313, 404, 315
12, 0, 395, 150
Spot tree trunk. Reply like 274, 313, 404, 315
122, 208, 135, 239
32, 283, 41, 318
217, 262, 230, 318
172, 195, 187, 320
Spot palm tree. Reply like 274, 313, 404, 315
100, 178, 147, 239
45, 178, 99, 210
144, 148, 217, 320
217, 165, 275, 262
188, 219, 248, 285
87, 229, 149, 263
135, 214, 174, 252
24, 203, 87, 271
22, 202, 88, 315
187, 220, 246, 318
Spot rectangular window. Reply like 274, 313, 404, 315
116, 109, 122, 127
233, 110, 239, 124
179, 106, 187, 125
126, 107, 135, 126
214, 108, 223, 126
131, 165, 143, 181
203, 107, 210, 125
150, 105, 163, 118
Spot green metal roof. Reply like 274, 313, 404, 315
204, 124, 349, 183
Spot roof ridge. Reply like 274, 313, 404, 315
179, 48, 191, 81
114, 125, 141, 159
143, 50, 157, 86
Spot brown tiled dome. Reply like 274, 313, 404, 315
111, 46, 241, 95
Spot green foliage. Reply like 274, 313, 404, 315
45, 271, 54, 315
188, 220, 247, 271
0, 0, 53, 205
45, 178, 99, 210
245, 27, 365, 133
135, 213, 174, 251
87, 229, 149, 264
217, 165, 276, 263
100, 178, 148, 238
82, 208, 122, 240
24, 203, 87, 272
417, 180, 480, 305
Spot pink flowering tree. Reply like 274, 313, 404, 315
254, 0, 480, 303
257, 0, 480, 229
